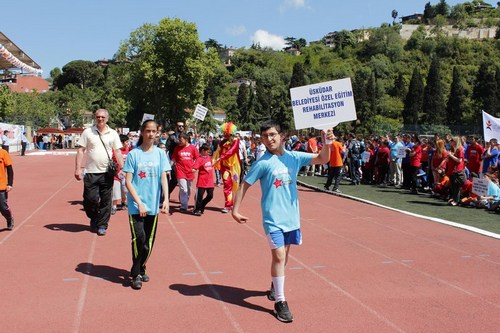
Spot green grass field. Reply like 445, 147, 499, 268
298, 175, 500, 235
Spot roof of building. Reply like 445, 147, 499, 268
0, 32, 41, 72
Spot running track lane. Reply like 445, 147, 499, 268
0, 152, 499, 332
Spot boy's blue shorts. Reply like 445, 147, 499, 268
266, 229, 302, 249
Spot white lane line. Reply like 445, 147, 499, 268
300, 188, 500, 266
240, 222, 406, 332
0, 177, 74, 245
167, 216, 244, 333
299, 181, 500, 240
72, 235, 97, 333
309, 219, 500, 310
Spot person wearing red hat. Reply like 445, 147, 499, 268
212, 122, 241, 213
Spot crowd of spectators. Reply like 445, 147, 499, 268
289, 131, 499, 214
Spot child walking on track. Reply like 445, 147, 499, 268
192, 143, 215, 216
122, 120, 171, 290
232, 119, 332, 323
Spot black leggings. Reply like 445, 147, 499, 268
129, 214, 158, 278
194, 187, 214, 212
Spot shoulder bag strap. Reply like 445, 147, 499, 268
97, 131, 112, 161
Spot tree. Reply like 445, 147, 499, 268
390, 73, 407, 99
473, 61, 497, 122
284, 37, 306, 50
423, 56, 446, 124
54, 60, 104, 90
403, 68, 424, 126
331, 30, 356, 50
118, 18, 209, 129
423, 2, 435, 23
495, 66, 500, 117
446, 66, 467, 126
289, 62, 307, 89
391, 9, 398, 24
205, 38, 223, 54
435, 0, 450, 17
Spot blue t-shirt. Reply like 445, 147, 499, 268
402, 142, 414, 164
122, 146, 171, 215
482, 148, 499, 173
389, 141, 404, 162
487, 181, 500, 201
244, 150, 312, 234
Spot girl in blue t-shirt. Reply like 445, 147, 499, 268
122, 120, 171, 290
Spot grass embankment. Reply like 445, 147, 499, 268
298, 175, 500, 235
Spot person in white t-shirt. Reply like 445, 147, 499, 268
74, 109, 123, 236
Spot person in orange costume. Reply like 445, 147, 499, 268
212, 122, 241, 213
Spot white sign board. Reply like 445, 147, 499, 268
194, 104, 208, 121
290, 77, 357, 130
472, 177, 489, 196
141, 113, 155, 124
397, 146, 407, 158
361, 151, 371, 163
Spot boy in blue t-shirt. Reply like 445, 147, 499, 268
232, 120, 333, 323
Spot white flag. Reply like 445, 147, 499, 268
482, 111, 500, 142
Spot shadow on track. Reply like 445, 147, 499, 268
170, 283, 273, 315
76, 262, 130, 287
45, 223, 90, 233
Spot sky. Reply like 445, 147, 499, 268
1, 0, 475, 78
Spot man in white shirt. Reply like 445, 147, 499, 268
74, 109, 123, 236
255, 135, 266, 160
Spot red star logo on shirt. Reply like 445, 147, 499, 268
273, 178, 283, 188
139, 170, 147, 179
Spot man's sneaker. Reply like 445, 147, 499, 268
221, 207, 230, 213
97, 228, 107, 236
332, 188, 341, 194
193, 210, 202, 216
274, 301, 294, 323
111, 206, 117, 215
323, 186, 330, 191
132, 276, 142, 290
7, 218, 14, 230
140, 273, 150, 282
267, 282, 275, 301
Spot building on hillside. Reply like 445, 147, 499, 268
401, 14, 423, 24
285, 48, 301, 56
231, 77, 256, 89
220, 47, 236, 67
324, 29, 371, 48
399, 24, 497, 40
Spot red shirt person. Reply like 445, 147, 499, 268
171, 133, 199, 211
465, 137, 484, 175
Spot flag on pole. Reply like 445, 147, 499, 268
482, 111, 500, 142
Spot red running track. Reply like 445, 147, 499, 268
1, 151, 499, 332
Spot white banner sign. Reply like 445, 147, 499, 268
472, 177, 489, 197
290, 77, 357, 130
397, 146, 407, 158
141, 113, 155, 124
194, 104, 208, 121
483, 111, 500, 142
361, 151, 371, 163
